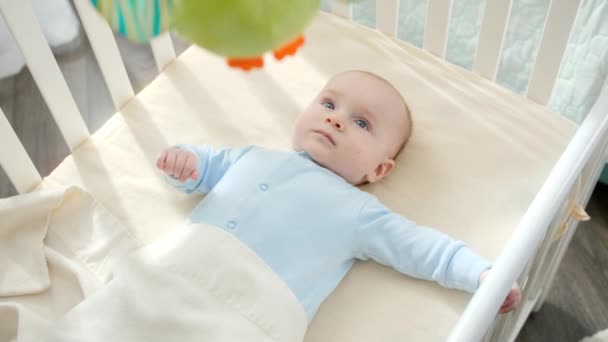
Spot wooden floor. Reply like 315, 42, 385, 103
0, 11, 607, 342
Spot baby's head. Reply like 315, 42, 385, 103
292, 70, 412, 185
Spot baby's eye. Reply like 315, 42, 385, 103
354, 119, 369, 130
322, 101, 335, 110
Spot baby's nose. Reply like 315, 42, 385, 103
325, 117, 344, 131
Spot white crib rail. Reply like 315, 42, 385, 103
448, 83, 608, 342
473, 0, 511, 81
72, 0, 134, 109
0, 0, 180, 195
423, 0, 452, 59
483, 128, 608, 341
376, 0, 399, 37
0, 107, 41, 194
526, 0, 583, 105
330, 0, 352, 19
150, 32, 177, 72
72, 0, 177, 104
364, 0, 582, 108
0, 0, 90, 151
531, 130, 608, 309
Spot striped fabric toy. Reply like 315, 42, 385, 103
90, 0, 176, 43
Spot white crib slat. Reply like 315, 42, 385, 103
526, 0, 582, 105
73, 0, 134, 110
529, 133, 608, 319
330, 0, 352, 19
0, 107, 42, 194
473, 0, 512, 81
448, 80, 608, 342
0, 0, 89, 151
376, 0, 399, 36
423, 0, 453, 59
150, 32, 177, 72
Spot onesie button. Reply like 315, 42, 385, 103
227, 221, 237, 230
259, 183, 269, 191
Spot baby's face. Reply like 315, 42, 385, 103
292, 71, 409, 185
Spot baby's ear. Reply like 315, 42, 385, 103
365, 158, 395, 183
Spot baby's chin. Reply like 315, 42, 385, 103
294, 141, 363, 184
296, 141, 326, 164
296, 140, 333, 167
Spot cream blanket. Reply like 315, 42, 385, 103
0, 187, 307, 342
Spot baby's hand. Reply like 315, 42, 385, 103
479, 269, 522, 314
156, 147, 200, 183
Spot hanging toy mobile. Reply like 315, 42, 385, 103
89, 0, 323, 71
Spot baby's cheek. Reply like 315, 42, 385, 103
353, 144, 374, 163
343, 149, 368, 176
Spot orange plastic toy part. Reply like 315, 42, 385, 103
225, 34, 305, 71
273, 34, 305, 60
226, 56, 264, 71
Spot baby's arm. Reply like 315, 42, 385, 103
156, 144, 252, 194
355, 195, 521, 313
355, 195, 490, 292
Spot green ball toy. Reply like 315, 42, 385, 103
174, 0, 320, 58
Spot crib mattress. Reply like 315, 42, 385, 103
40, 13, 575, 341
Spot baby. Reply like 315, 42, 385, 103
156, 70, 521, 320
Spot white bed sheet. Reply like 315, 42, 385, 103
37, 13, 576, 341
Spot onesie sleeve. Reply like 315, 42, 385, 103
355, 195, 491, 292
164, 144, 254, 194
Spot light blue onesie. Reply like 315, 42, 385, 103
165, 144, 492, 320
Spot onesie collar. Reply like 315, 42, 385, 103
295, 150, 312, 160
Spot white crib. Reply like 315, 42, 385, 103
0, 0, 607, 341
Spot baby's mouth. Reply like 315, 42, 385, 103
313, 129, 336, 146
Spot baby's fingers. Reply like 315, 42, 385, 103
156, 150, 168, 170
173, 152, 188, 180
164, 149, 178, 175
499, 299, 514, 314
499, 286, 522, 314
157, 148, 198, 182
178, 154, 195, 182
181, 154, 199, 181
